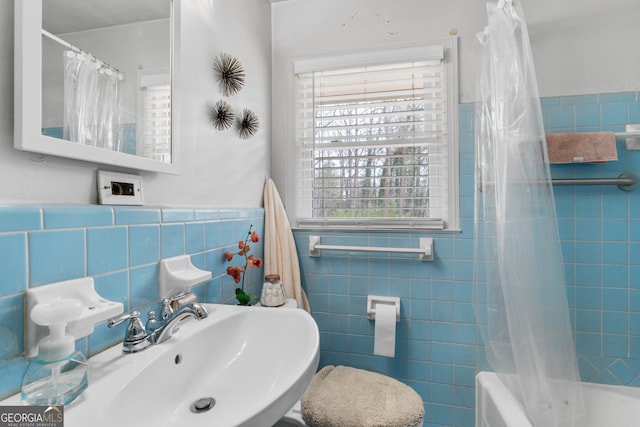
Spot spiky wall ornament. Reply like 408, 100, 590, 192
209, 100, 235, 130
236, 109, 259, 139
212, 53, 245, 96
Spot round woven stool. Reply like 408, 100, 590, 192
300, 365, 424, 427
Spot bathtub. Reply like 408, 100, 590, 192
475, 371, 640, 427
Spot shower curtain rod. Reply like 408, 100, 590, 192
41, 29, 123, 76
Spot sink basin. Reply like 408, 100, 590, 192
10, 304, 319, 427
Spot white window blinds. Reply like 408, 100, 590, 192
140, 73, 171, 163
294, 45, 454, 230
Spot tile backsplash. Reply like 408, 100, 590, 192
0, 206, 264, 400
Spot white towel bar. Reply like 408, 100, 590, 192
308, 235, 433, 261
614, 131, 640, 137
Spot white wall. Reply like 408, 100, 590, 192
272, 0, 640, 101
526, 0, 640, 97
0, 0, 271, 207
270, 0, 640, 203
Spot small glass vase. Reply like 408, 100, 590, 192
260, 274, 286, 307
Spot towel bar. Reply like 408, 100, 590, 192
309, 235, 434, 261
552, 172, 638, 192
478, 172, 639, 192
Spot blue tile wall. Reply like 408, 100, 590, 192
293, 100, 478, 427
0, 207, 264, 400
28, 230, 86, 286
1, 92, 638, 423
294, 91, 640, 427
543, 92, 640, 386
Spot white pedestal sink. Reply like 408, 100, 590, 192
7, 303, 320, 427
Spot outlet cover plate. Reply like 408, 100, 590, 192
97, 170, 144, 205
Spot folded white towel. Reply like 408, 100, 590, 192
301, 365, 424, 427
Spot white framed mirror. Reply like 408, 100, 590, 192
14, 0, 180, 174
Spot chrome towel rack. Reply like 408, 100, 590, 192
552, 172, 638, 192
309, 236, 434, 261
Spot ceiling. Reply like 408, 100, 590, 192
44, 0, 640, 35
43, 0, 169, 34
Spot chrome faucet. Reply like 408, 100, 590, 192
147, 299, 208, 344
108, 299, 208, 353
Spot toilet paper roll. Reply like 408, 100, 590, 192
373, 303, 396, 358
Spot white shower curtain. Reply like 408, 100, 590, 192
63, 50, 123, 151
96, 67, 123, 151
473, 1, 584, 425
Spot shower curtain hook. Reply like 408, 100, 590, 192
475, 26, 489, 44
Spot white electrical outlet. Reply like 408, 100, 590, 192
97, 170, 144, 205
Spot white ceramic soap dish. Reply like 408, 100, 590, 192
25, 277, 124, 358
159, 255, 212, 299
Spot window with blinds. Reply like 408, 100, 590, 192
294, 43, 458, 230
138, 72, 171, 163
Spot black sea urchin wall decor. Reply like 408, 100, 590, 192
213, 53, 245, 96
209, 99, 235, 130
237, 108, 259, 139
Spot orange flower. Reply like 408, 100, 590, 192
226, 266, 244, 283
247, 255, 263, 268
225, 224, 262, 304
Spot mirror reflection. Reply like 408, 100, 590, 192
41, 0, 172, 163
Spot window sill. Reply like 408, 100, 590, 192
292, 225, 462, 234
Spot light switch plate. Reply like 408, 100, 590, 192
97, 170, 144, 205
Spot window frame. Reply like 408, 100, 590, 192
289, 38, 459, 232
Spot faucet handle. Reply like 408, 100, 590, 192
107, 311, 151, 353
108, 311, 141, 328
145, 310, 162, 334
108, 311, 147, 342
193, 303, 209, 319
161, 299, 173, 319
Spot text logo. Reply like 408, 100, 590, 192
0, 405, 63, 427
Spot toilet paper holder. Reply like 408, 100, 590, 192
367, 295, 400, 321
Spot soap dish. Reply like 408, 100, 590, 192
25, 277, 124, 358
159, 255, 213, 299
